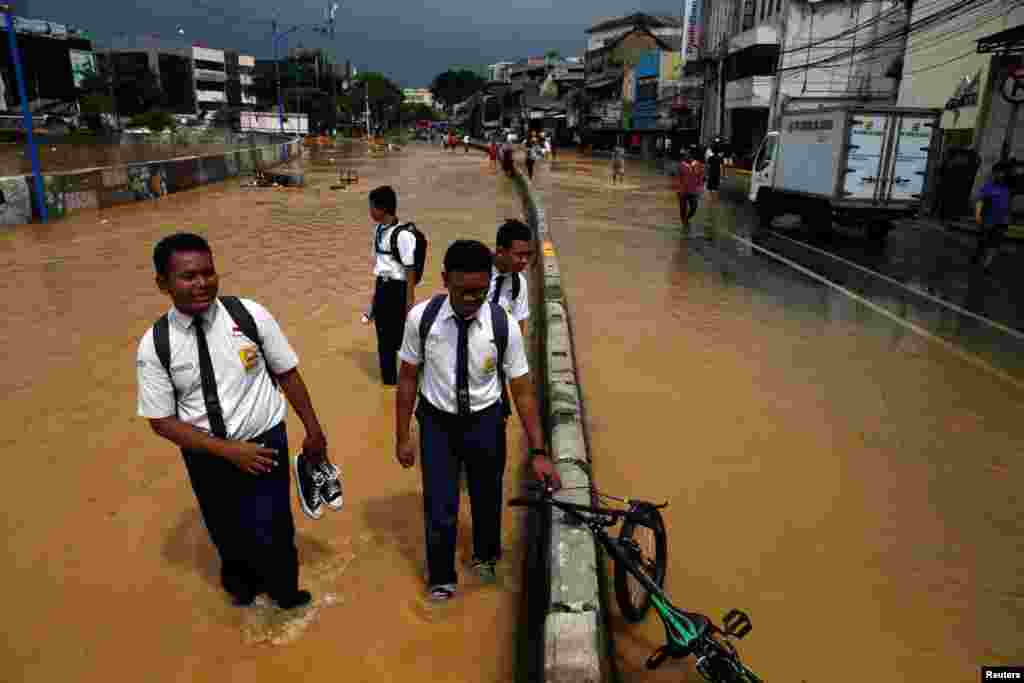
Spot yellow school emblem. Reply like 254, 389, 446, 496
482, 355, 497, 374
239, 346, 260, 371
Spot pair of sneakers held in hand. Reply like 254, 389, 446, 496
294, 452, 343, 520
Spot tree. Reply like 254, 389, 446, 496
342, 71, 402, 129
127, 110, 176, 133
429, 69, 486, 115
401, 102, 437, 122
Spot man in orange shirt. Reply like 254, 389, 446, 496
674, 149, 704, 236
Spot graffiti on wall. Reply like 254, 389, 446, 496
127, 164, 167, 200
0, 177, 32, 225
164, 158, 199, 194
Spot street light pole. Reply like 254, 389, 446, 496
2, 4, 46, 223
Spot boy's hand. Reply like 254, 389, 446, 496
303, 430, 328, 464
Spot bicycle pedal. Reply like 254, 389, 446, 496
722, 609, 752, 639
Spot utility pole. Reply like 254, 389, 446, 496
2, 3, 46, 222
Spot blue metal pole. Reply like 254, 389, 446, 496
3, 8, 46, 223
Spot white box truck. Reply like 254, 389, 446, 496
748, 106, 942, 240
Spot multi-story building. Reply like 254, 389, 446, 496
402, 88, 435, 108
0, 15, 94, 111
488, 62, 514, 83
98, 35, 195, 116
191, 46, 226, 113
897, 0, 1024, 199
583, 14, 685, 151
224, 50, 256, 108
699, 0, 908, 160
100, 36, 254, 117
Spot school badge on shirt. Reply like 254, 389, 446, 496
482, 355, 497, 375
239, 346, 260, 371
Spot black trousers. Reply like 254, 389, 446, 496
372, 276, 408, 385
181, 421, 298, 600
678, 192, 699, 223
416, 398, 506, 587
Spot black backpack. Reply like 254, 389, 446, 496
418, 294, 511, 418
376, 222, 427, 285
151, 296, 275, 420
493, 272, 521, 305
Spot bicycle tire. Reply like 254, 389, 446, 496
613, 505, 667, 622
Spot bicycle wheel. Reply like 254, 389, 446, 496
614, 505, 667, 622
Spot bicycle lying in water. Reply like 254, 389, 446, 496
510, 484, 763, 682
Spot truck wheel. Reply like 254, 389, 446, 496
756, 189, 774, 230
867, 220, 892, 243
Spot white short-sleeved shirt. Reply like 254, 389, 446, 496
136, 298, 299, 441
373, 222, 417, 280
488, 267, 529, 323
398, 296, 529, 415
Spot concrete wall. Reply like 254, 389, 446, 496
0, 136, 302, 226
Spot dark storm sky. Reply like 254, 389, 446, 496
25, 0, 687, 87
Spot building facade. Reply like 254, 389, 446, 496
0, 15, 94, 110
897, 0, 1024, 196
700, 0, 908, 161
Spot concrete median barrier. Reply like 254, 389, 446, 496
469, 139, 609, 682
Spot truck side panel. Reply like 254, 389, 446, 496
842, 112, 891, 200
885, 114, 938, 202
774, 109, 845, 197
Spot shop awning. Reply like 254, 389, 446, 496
977, 24, 1024, 54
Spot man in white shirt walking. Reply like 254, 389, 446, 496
369, 185, 418, 385
394, 240, 560, 603
489, 219, 532, 338
136, 233, 333, 609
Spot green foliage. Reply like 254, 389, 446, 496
401, 102, 437, 121
80, 93, 114, 115
127, 110, 177, 133
429, 69, 486, 113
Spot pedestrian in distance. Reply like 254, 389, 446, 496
394, 240, 562, 603
675, 149, 705, 237
368, 185, 422, 386
136, 233, 341, 610
611, 140, 626, 185
463, 134, 471, 153
973, 161, 1013, 270
525, 137, 543, 181
487, 138, 499, 172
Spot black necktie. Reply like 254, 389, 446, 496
492, 274, 505, 304
454, 316, 471, 416
194, 316, 228, 439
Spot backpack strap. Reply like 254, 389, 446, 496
489, 302, 511, 419
219, 296, 278, 387
418, 294, 447, 363
510, 272, 521, 303
152, 314, 179, 417
389, 222, 413, 267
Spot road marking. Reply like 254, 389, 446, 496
728, 232, 1024, 392
765, 230, 1024, 342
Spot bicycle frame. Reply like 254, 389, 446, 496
513, 491, 762, 682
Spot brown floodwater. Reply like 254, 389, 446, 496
532, 152, 1024, 682
0, 143, 538, 681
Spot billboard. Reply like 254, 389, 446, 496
69, 49, 97, 88
686, 0, 704, 58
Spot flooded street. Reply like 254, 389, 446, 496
0, 143, 535, 682
533, 153, 1024, 682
